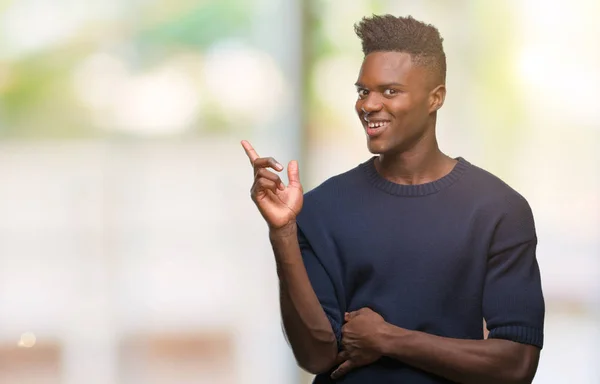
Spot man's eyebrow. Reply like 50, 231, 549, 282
354, 82, 405, 88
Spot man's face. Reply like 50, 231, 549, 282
355, 51, 439, 155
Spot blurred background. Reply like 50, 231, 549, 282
0, 0, 598, 383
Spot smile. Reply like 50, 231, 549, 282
367, 121, 390, 128
365, 121, 389, 137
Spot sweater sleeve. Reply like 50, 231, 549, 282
297, 226, 343, 346
482, 194, 545, 349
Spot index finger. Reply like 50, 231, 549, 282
241, 140, 259, 164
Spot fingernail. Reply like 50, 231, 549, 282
276, 163, 283, 170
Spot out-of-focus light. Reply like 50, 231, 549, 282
515, 0, 600, 126
517, 49, 600, 125
0, 0, 125, 59
73, 53, 202, 135
73, 53, 128, 111
18, 332, 36, 348
1, 0, 81, 58
111, 66, 200, 135
202, 41, 287, 125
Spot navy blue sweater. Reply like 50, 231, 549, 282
296, 156, 545, 383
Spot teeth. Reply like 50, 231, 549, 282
368, 121, 387, 128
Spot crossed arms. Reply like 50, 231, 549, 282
271, 224, 541, 383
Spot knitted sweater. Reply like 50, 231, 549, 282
296, 156, 545, 383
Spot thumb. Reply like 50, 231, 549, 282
287, 160, 301, 186
331, 359, 354, 380
347, 311, 360, 320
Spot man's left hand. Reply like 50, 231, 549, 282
331, 307, 388, 380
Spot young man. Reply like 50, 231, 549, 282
241, 15, 544, 383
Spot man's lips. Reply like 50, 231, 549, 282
365, 120, 390, 137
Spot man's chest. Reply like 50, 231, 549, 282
329, 207, 489, 305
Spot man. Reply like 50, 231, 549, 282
241, 14, 544, 383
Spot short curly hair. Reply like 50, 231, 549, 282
354, 15, 446, 83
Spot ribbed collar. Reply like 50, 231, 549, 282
360, 156, 470, 197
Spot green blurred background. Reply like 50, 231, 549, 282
0, 0, 598, 383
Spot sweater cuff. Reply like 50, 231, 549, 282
488, 325, 544, 349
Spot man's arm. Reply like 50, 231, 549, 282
379, 324, 540, 384
271, 223, 338, 374
331, 308, 539, 383
240, 141, 339, 374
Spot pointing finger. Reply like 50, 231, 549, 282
241, 140, 260, 165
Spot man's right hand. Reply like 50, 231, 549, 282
241, 140, 303, 230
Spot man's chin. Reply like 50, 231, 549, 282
366, 140, 387, 155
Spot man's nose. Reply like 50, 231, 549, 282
361, 93, 383, 113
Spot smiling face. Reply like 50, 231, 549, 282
355, 51, 445, 155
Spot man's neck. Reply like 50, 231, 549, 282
375, 141, 457, 186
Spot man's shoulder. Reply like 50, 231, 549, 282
462, 160, 531, 212
298, 160, 367, 224
303, 161, 366, 202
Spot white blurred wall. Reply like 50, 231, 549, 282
0, 139, 297, 384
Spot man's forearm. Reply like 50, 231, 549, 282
379, 325, 539, 384
270, 223, 338, 374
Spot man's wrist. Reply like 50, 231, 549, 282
377, 322, 410, 357
269, 221, 298, 240
269, 221, 301, 267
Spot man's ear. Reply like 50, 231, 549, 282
429, 84, 446, 113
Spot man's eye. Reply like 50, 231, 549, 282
357, 89, 369, 98
383, 89, 397, 96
